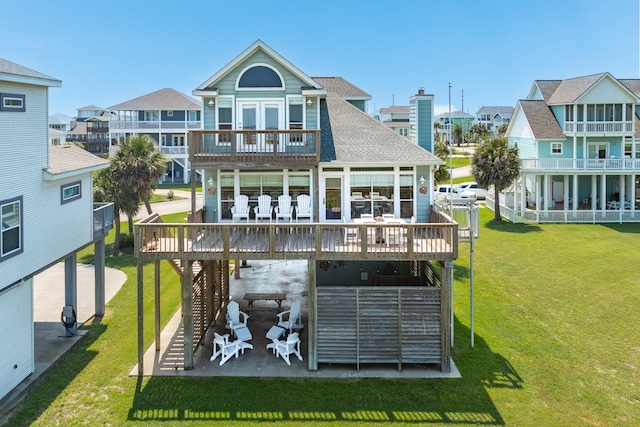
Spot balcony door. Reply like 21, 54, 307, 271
237, 100, 284, 152
320, 176, 343, 221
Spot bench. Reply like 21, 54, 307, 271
243, 292, 287, 310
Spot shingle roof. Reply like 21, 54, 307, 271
68, 121, 87, 135
0, 58, 60, 86
618, 79, 640, 98
533, 80, 562, 100
475, 106, 514, 116
380, 106, 409, 114
78, 105, 104, 111
312, 77, 371, 99
518, 100, 565, 140
108, 88, 200, 111
436, 111, 474, 119
546, 73, 606, 104
320, 93, 441, 164
47, 145, 109, 175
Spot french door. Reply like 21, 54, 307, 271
320, 176, 343, 221
237, 100, 284, 152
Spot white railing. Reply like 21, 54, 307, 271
521, 158, 640, 172
160, 146, 188, 155
110, 120, 201, 130
486, 195, 640, 223
565, 121, 633, 134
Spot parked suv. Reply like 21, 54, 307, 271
435, 184, 475, 201
456, 182, 488, 200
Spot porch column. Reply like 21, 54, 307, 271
572, 175, 578, 211
440, 260, 453, 373
64, 253, 78, 337
564, 176, 570, 210
307, 259, 318, 371
535, 175, 541, 210
591, 176, 597, 210
543, 175, 549, 212
520, 174, 526, 214
182, 260, 194, 370
632, 174, 637, 212
620, 175, 626, 209
94, 237, 105, 317
513, 177, 518, 212
600, 175, 607, 214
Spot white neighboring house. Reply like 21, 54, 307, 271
108, 88, 202, 184
0, 58, 113, 401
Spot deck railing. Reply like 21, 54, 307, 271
188, 129, 320, 167
109, 120, 201, 130
564, 121, 633, 134
135, 219, 457, 262
521, 157, 640, 172
93, 203, 114, 238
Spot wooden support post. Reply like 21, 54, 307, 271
154, 260, 161, 351
94, 238, 105, 317
137, 259, 144, 376
307, 259, 318, 370
440, 260, 452, 373
182, 260, 194, 370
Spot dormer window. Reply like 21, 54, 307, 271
237, 64, 284, 90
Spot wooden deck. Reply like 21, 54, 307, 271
136, 221, 458, 262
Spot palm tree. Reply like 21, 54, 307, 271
471, 137, 520, 221
452, 123, 464, 147
468, 124, 486, 145
111, 135, 168, 215
497, 124, 508, 137
433, 140, 450, 184
433, 122, 441, 143
94, 168, 140, 253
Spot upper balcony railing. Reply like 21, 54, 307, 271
109, 120, 202, 131
564, 121, 633, 135
521, 157, 640, 172
189, 129, 320, 168
93, 202, 114, 238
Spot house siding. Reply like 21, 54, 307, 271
550, 105, 564, 128
580, 76, 636, 104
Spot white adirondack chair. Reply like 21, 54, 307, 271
276, 300, 303, 334
210, 332, 240, 366
295, 194, 312, 222
225, 301, 248, 337
275, 195, 293, 222
230, 195, 250, 222
267, 332, 303, 365
254, 195, 273, 222
343, 217, 359, 245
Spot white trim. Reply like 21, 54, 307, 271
235, 63, 285, 91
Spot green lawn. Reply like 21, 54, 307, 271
6, 210, 640, 426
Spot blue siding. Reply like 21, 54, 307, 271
550, 106, 564, 129
512, 136, 536, 158
161, 110, 186, 121
416, 165, 431, 221
416, 98, 433, 153
539, 140, 572, 158
348, 100, 366, 112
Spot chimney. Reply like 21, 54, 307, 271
418, 87, 425, 95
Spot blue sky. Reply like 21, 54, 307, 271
2, 0, 638, 117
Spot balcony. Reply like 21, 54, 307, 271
564, 121, 633, 135
521, 157, 640, 173
93, 203, 114, 238
87, 125, 109, 133
135, 215, 457, 262
109, 120, 201, 131
189, 129, 320, 168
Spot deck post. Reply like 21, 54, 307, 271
182, 260, 194, 370
94, 237, 105, 317
154, 260, 161, 351
307, 259, 318, 370
137, 258, 144, 376
440, 260, 452, 372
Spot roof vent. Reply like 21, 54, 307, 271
418, 87, 425, 95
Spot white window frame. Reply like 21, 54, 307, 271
61, 181, 82, 204
1, 196, 23, 260
551, 142, 563, 155
0, 93, 25, 112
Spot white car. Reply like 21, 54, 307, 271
456, 182, 488, 200
435, 184, 475, 201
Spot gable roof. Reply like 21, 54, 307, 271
518, 100, 565, 140
108, 88, 200, 111
78, 105, 104, 111
320, 92, 441, 165
0, 58, 61, 87
546, 73, 606, 104
194, 40, 322, 93
531, 80, 562, 100
380, 106, 409, 114
44, 145, 109, 180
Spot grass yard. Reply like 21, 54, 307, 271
5, 210, 640, 426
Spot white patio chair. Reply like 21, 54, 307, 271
230, 195, 250, 222
360, 213, 374, 221
277, 300, 303, 334
210, 332, 240, 366
254, 194, 273, 222
343, 217, 359, 245
382, 213, 395, 221
295, 194, 312, 222
225, 301, 249, 337
267, 332, 303, 365
275, 195, 293, 222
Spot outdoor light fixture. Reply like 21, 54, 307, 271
419, 176, 426, 185
207, 99, 215, 108
208, 177, 215, 186
418, 176, 427, 194
306, 98, 313, 106
207, 177, 216, 195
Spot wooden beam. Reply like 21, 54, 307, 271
307, 259, 318, 370
154, 260, 160, 351
137, 259, 144, 376
182, 260, 194, 370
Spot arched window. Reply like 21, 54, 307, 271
237, 65, 284, 89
